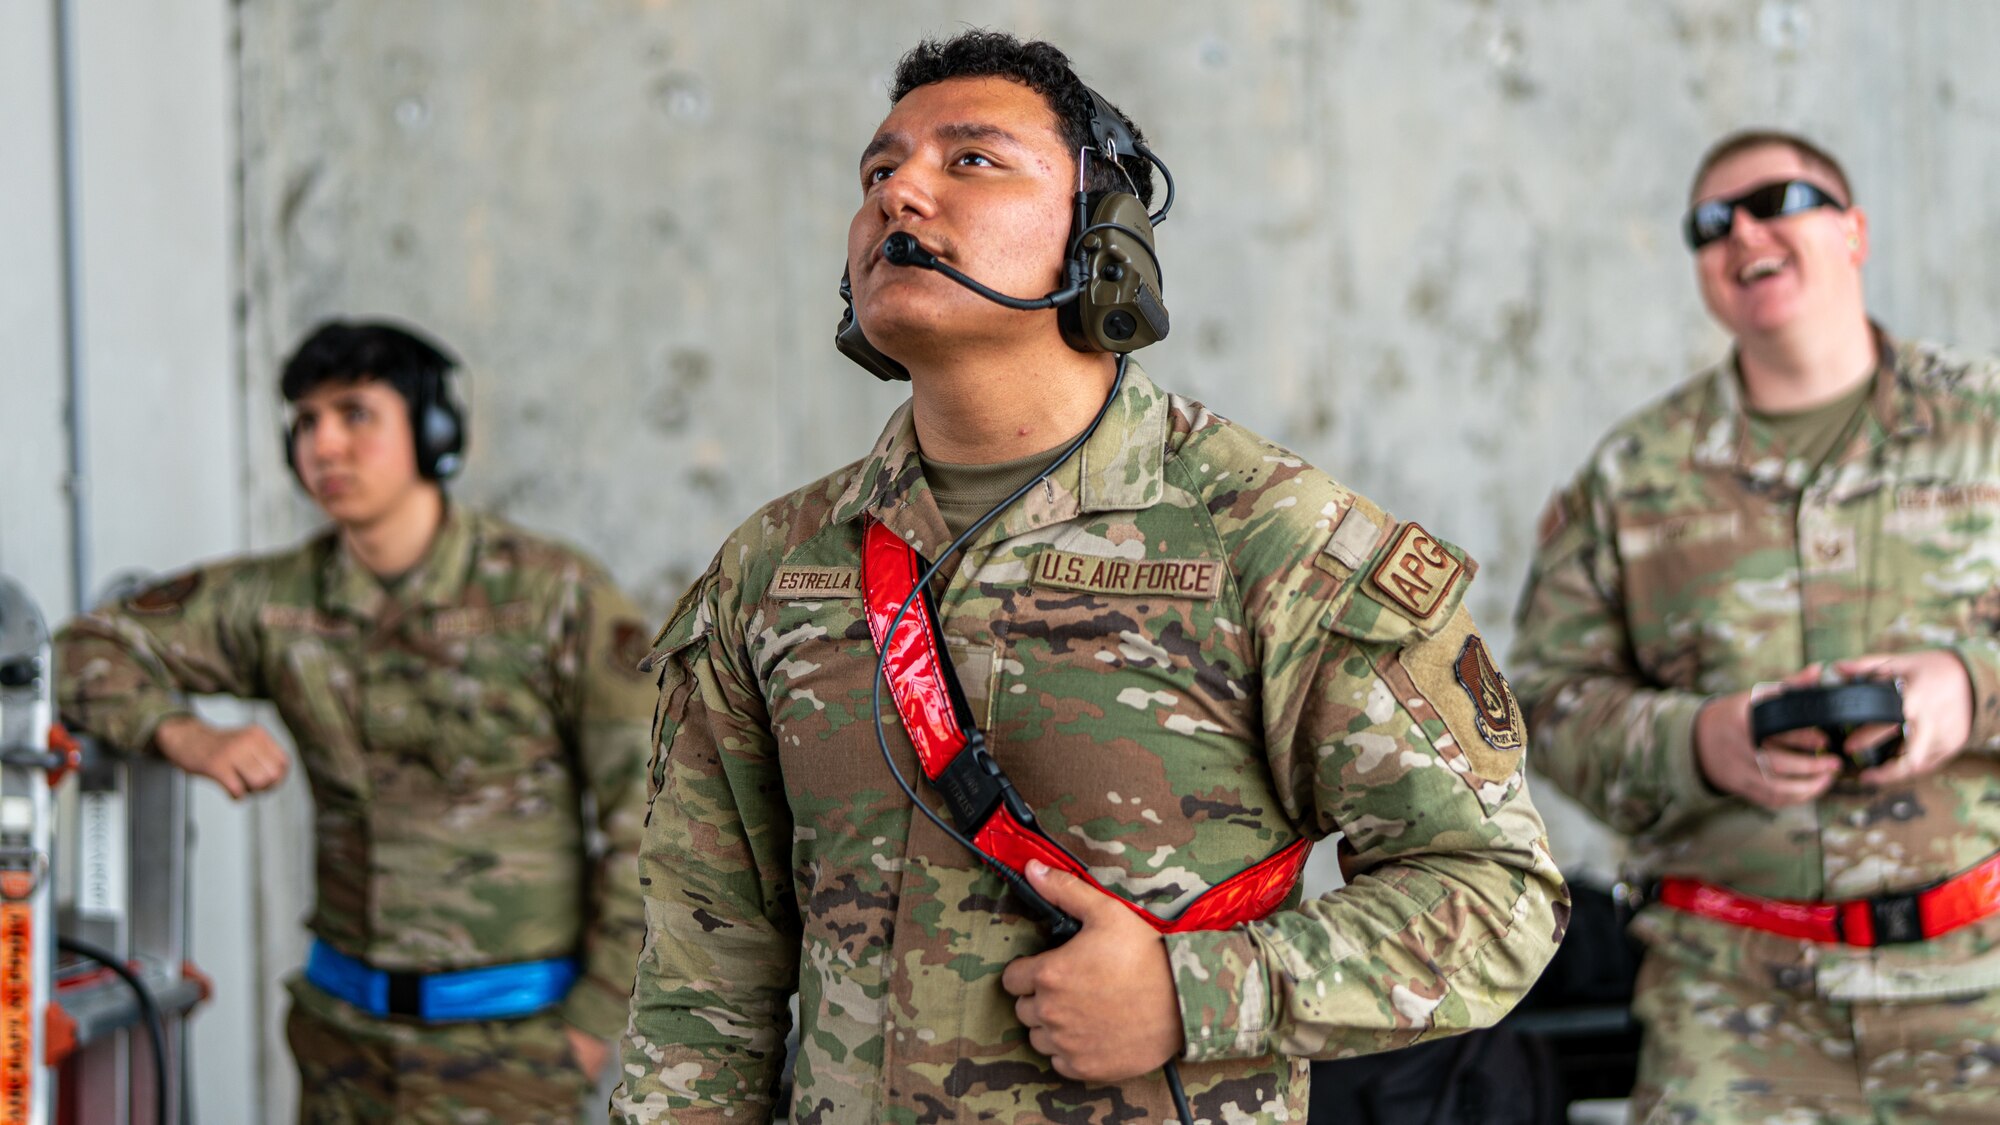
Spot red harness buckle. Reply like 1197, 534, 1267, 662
860, 517, 1309, 935
1657, 850, 2000, 947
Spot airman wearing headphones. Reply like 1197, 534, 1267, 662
56, 320, 655, 1123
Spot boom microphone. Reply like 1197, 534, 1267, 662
881, 231, 934, 267
880, 232, 1082, 311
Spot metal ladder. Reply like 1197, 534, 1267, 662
1, 576, 205, 1125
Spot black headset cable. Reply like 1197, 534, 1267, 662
1140, 146, 1174, 225
59, 935, 171, 1125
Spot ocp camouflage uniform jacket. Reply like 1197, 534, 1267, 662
1513, 332, 2000, 1001
56, 505, 656, 1039
615, 363, 1567, 1123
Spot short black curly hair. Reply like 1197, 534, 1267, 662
280, 319, 457, 409
889, 30, 1154, 206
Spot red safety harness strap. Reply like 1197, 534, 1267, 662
860, 517, 1309, 934
860, 519, 970, 775
1658, 849, 2000, 947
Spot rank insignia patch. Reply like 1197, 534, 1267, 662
1369, 523, 1463, 620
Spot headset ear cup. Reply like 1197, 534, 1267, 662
834, 266, 911, 381
423, 403, 464, 479
1058, 191, 1169, 355
421, 371, 467, 479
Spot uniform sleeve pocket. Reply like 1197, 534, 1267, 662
641, 572, 718, 806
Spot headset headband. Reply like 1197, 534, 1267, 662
1083, 88, 1137, 162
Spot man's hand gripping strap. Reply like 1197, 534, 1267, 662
860, 517, 1309, 934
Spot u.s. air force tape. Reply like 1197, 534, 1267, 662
1030, 549, 1222, 599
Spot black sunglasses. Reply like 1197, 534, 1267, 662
1683, 179, 1846, 250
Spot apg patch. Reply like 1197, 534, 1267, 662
128, 571, 201, 615
1368, 523, 1462, 620
1031, 550, 1222, 599
768, 566, 860, 600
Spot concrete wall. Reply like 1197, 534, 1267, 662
234, 0, 2000, 877
10, 1, 2000, 1119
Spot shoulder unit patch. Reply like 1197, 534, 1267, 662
1368, 523, 1463, 620
1453, 635, 1525, 766
610, 618, 654, 677
128, 571, 201, 615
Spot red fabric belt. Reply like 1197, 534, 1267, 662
859, 517, 1309, 934
1657, 851, 2000, 947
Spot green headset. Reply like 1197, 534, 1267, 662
836, 85, 1173, 381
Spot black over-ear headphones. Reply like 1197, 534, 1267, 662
283, 359, 467, 484
835, 84, 1174, 382
410, 364, 467, 480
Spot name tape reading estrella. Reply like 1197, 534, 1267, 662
1368, 523, 1462, 619
1031, 549, 1222, 599
769, 566, 862, 600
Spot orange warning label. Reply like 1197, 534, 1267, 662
1, 900, 33, 1123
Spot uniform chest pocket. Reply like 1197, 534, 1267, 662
268, 632, 372, 799
418, 625, 560, 780
1882, 484, 2000, 637
755, 596, 875, 737
1616, 510, 1747, 603
1614, 509, 1758, 688
994, 583, 1257, 759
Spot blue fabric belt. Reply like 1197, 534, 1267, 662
306, 939, 579, 1023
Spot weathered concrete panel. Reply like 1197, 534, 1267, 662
236, 2, 2000, 901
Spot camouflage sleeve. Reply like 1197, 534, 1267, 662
613, 564, 800, 1123
1916, 344, 2000, 750
1508, 477, 1729, 835
553, 566, 659, 1042
1951, 637, 2000, 750
55, 562, 267, 753
1166, 514, 1567, 1063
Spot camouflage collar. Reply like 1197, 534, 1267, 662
831, 360, 1169, 552
320, 503, 477, 622
1694, 323, 1935, 483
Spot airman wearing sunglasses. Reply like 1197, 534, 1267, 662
1513, 130, 2000, 1122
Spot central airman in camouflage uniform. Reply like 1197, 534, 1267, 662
615, 32, 1565, 1124
57, 322, 655, 1123
1513, 133, 2000, 1122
